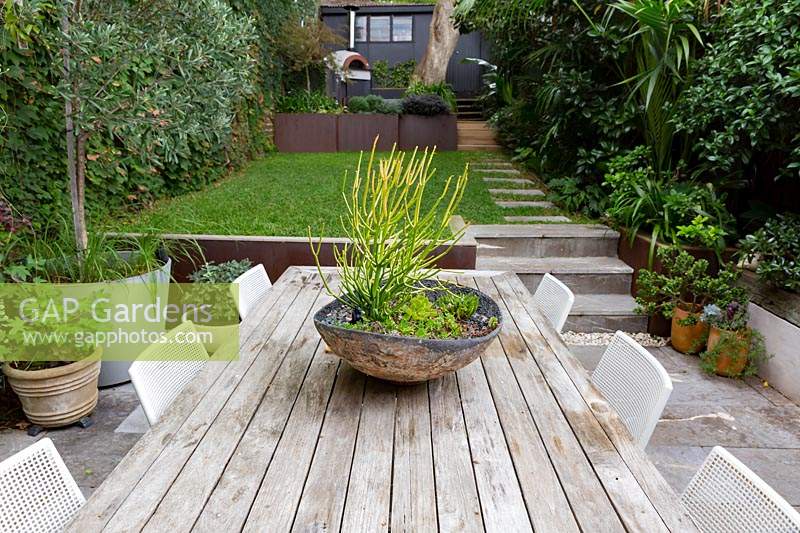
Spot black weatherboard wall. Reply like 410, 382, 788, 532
321, 3, 490, 96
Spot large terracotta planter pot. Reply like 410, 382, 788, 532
337, 113, 398, 152
707, 326, 751, 377
398, 114, 458, 151
670, 303, 708, 354
3, 352, 101, 428
313, 286, 501, 384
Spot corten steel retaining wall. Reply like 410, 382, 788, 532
156, 234, 477, 283
274, 114, 338, 153
337, 114, 398, 152
398, 114, 458, 151
274, 113, 458, 153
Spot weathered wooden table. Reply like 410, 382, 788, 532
68, 267, 697, 532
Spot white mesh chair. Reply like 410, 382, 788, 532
591, 331, 672, 448
682, 446, 800, 532
129, 321, 210, 426
0, 438, 85, 532
532, 273, 575, 333
232, 264, 272, 319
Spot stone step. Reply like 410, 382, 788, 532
565, 294, 647, 333
482, 177, 533, 185
473, 168, 520, 175
489, 188, 544, 197
504, 215, 571, 223
496, 200, 556, 209
477, 256, 633, 295
467, 224, 620, 258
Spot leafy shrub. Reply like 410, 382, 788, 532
604, 149, 734, 262
405, 81, 457, 112
275, 91, 342, 113
674, 0, 800, 181
739, 214, 800, 292
347, 95, 399, 114
401, 95, 451, 117
546, 177, 608, 218
190, 259, 254, 283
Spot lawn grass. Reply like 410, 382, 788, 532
109, 151, 517, 237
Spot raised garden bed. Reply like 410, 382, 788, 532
399, 114, 458, 151
274, 113, 338, 153
739, 271, 800, 402
274, 113, 457, 153
337, 113, 398, 152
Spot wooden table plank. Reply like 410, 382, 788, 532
429, 373, 484, 533
454, 276, 532, 533
493, 274, 672, 533
194, 281, 340, 532
339, 380, 397, 532
468, 276, 581, 533
107, 273, 325, 532
290, 364, 366, 532
390, 383, 437, 533
66, 271, 309, 532
503, 273, 699, 533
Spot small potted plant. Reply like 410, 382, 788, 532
700, 300, 770, 378
309, 144, 501, 383
635, 247, 713, 353
182, 259, 252, 354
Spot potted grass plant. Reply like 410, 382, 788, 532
700, 300, 770, 378
309, 144, 501, 383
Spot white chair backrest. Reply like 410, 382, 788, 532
232, 264, 272, 319
129, 322, 209, 425
0, 438, 85, 533
682, 446, 800, 533
532, 273, 574, 333
591, 331, 672, 447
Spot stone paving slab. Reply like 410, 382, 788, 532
482, 177, 533, 185
495, 200, 556, 209
504, 215, 572, 223
488, 188, 545, 196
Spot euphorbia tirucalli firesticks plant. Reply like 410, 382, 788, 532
310, 142, 468, 324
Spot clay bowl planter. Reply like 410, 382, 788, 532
3, 350, 101, 428
707, 326, 751, 377
671, 302, 708, 354
314, 285, 502, 384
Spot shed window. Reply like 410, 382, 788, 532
370, 16, 391, 42
392, 16, 413, 42
355, 16, 367, 42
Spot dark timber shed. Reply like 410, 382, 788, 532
320, 1, 491, 97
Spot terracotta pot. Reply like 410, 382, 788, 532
707, 326, 751, 377
3, 351, 101, 428
314, 284, 501, 384
670, 303, 709, 354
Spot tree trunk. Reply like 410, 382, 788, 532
413, 0, 459, 84
61, 7, 88, 252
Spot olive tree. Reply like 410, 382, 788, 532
58, 0, 257, 250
